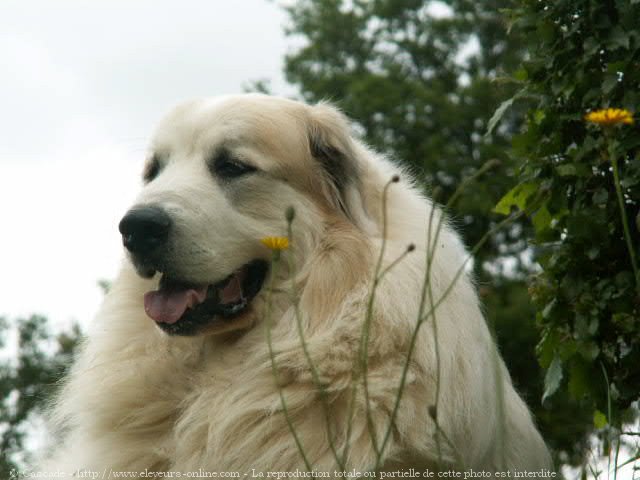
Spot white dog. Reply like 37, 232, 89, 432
42, 94, 551, 477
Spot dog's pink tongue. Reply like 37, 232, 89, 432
144, 286, 207, 324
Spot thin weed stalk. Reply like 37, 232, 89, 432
601, 362, 613, 480
264, 250, 313, 471
605, 134, 640, 293
613, 452, 640, 470
613, 438, 621, 480
419, 210, 525, 324
358, 176, 399, 458
492, 338, 507, 469
425, 199, 444, 467
283, 216, 347, 470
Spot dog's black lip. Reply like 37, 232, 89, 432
132, 260, 158, 279
159, 274, 227, 291
156, 259, 269, 336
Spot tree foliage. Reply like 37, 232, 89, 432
0, 316, 81, 477
285, 0, 528, 269
495, 0, 640, 466
282, 0, 593, 465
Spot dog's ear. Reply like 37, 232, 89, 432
306, 102, 372, 230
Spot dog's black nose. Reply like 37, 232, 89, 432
119, 206, 171, 254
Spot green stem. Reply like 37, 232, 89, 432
265, 254, 313, 471
425, 211, 444, 467
600, 361, 613, 478
609, 140, 640, 293
359, 177, 398, 461
285, 221, 346, 470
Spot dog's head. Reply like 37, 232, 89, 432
119, 94, 372, 336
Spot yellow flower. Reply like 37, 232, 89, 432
584, 108, 634, 126
260, 236, 290, 250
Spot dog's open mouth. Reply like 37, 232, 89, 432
143, 260, 269, 335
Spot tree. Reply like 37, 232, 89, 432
281, 0, 593, 464
0, 316, 81, 477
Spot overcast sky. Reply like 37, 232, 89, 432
0, 0, 294, 331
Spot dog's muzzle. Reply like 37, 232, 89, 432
118, 204, 269, 335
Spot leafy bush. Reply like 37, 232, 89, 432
494, 0, 640, 463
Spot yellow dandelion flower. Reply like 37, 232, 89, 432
584, 108, 634, 126
261, 236, 290, 250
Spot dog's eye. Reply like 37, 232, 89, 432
143, 155, 161, 182
211, 151, 257, 179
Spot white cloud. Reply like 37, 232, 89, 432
0, 130, 142, 330
0, 33, 89, 157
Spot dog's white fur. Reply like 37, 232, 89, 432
42, 94, 551, 476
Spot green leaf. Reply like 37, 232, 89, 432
536, 328, 559, 369
568, 361, 589, 399
579, 341, 600, 361
514, 67, 528, 81
542, 298, 557, 319
484, 97, 513, 138
608, 27, 630, 50
583, 37, 599, 56
602, 74, 619, 94
588, 317, 599, 335
493, 182, 538, 215
542, 356, 563, 403
586, 247, 599, 260
574, 315, 590, 340
593, 188, 608, 205
556, 164, 576, 176
606, 61, 626, 74
593, 410, 607, 429
485, 97, 515, 138
533, 109, 546, 125
532, 204, 552, 234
